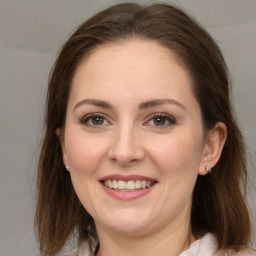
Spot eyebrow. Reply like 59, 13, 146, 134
138, 99, 186, 110
73, 99, 113, 111
73, 98, 186, 111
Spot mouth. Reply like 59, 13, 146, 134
102, 179, 157, 191
100, 174, 157, 192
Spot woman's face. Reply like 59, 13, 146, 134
61, 40, 208, 236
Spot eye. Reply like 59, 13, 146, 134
145, 113, 176, 127
81, 114, 110, 126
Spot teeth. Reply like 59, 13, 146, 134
127, 180, 135, 190
108, 180, 113, 189
103, 180, 154, 191
118, 180, 126, 190
112, 180, 118, 189
135, 180, 141, 189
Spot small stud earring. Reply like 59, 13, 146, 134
205, 166, 212, 173
65, 164, 70, 171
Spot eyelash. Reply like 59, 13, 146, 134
144, 113, 176, 127
80, 113, 110, 126
80, 113, 176, 127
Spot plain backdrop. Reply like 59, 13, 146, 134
0, 0, 255, 255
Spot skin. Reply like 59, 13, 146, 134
58, 39, 226, 256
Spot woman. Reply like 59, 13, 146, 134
35, 3, 255, 256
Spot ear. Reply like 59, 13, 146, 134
56, 128, 68, 170
199, 122, 227, 175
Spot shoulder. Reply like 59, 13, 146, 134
63, 239, 97, 256
189, 233, 256, 256
227, 249, 256, 256
64, 250, 78, 256
215, 249, 256, 256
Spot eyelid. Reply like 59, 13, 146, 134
80, 112, 111, 126
79, 112, 176, 127
144, 112, 176, 127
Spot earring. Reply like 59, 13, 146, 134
205, 166, 212, 173
65, 164, 70, 171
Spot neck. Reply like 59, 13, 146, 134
95, 217, 195, 256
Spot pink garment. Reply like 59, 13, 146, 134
65, 233, 256, 256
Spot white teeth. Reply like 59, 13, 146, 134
127, 180, 135, 190
103, 180, 154, 191
118, 180, 126, 190
135, 180, 141, 189
112, 180, 118, 189
108, 180, 113, 189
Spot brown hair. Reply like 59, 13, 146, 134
35, 3, 252, 255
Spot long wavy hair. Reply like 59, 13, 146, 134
35, 3, 251, 256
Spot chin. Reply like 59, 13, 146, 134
95, 208, 155, 234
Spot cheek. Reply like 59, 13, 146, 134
147, 131, 203, 182
65, 131, 108, 176
140, 133, 202, 223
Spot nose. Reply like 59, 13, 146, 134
108, 125, 145, 167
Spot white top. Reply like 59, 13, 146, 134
65, 233, 256, 256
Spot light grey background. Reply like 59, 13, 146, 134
0, 1, 255, 255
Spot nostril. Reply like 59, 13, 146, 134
108, 150, 144, 166
107, 133, 145, 166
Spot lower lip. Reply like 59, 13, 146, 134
101, 183, 156, 200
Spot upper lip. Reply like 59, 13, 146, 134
99, 174, 157, 182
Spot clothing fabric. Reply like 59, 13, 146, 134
64, 233, 256, 256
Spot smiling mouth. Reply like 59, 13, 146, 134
102, 180, 157, 191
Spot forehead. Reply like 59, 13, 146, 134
69, 39, 197, 109
76, 39, 187, 76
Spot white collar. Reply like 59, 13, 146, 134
65, 233, 256, 256
180, 233, 218, 256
